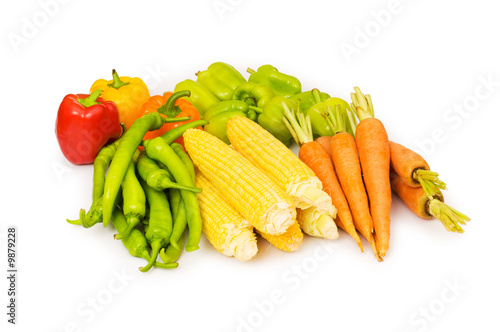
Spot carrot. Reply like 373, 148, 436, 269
324, 105, 381, 261
389, 141, 447, 197
314, 136, 333, 157
283, 108, 363, 251
390, 171, 469, 233
350, 87, 391, 258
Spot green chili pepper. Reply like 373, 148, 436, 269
171, 143, 195, 182
158, 119, 209, 144
112, 207, 177, 270
138, 178, 173, 272
257, 96, 298, 146
66, 139, 121, 228
174, 79, 220, 116
136, 151, 201, 193
232, 82, 275, 109
307, 96, 352, 137
247, 65, 301, 98
168, 143, 196, 250
143, 137, 202, 252
101, 94, 191, 227
196, 62, 246, 101
114, 151, 146, 240
160, 229, 186, 264
289, 88, 331, 113
168, 190, 187, 250
203, 100, 261, 122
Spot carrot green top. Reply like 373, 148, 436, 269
281, 101, 313, 146
350, 86, 374, 121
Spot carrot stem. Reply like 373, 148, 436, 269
427, 200, 470, 233
350, 86, 374, 121
414, 169, 448, 198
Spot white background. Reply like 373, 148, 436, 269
1, 0, 499, 331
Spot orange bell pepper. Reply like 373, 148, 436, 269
138, 91, 201, 147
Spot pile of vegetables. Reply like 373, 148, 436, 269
58, 63, 469, 270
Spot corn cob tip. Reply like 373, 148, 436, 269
262, 202, 296, 235
233, 234, 259, 262
316, 214, 339, 240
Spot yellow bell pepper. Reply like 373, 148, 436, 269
90, 69, 150, 129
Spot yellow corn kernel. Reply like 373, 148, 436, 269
196, 170, 257, 261
297, 207, 339, 239
256, 222, 303, 252
184, 128, 296, 235
227, 116, 333, 211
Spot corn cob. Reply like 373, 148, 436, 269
256, 221, 303, 252
184, 128, 296, 235
297, 207, 339, 239
196, 170, 258, 261
226, 116, 333, 212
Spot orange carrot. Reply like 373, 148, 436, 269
324, 106, 381, 261
283, 106, 363, 251
389, 141, 446, 197
314, 136, 333, 157
350, 87, 391, 258
390, 171, 469, 233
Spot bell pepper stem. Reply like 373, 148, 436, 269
311, 89, 322, 104
248, 106, 263, 114
107, 69, 130, 89
247, 67, 256, 74
77, 90, 102, 108
162, 90, 191, 115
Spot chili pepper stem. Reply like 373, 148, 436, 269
427, 199, 470, 233
107, 69, 130, 89
140, 252, 178, 269
139, 240, 163, 272
66, 208, 85, 225
159, 178, 202, 193
311, 89, 322, 104
77, 90, 102, 108
114, 215, 141, 240
248, 106, 263, 114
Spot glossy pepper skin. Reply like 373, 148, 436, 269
289, 89, 330, 113
196, 62, 246, 101
90, 70, 150, 130
138, 92, 201, 148
174, 79, 219, 116
247, 65, 301, 98
55, 90, 122, 165
257, 96, 297, 147
232, 82, 275, 109
307, 97, 352, 137
204, 110, 248, 144
203, 100, 260, 122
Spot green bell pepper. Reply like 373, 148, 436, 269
247, 65, 301, 98
257, 96, 297, 147
307, 97, 352, 137
204, 110, 248, 144
290, 89, 331, 113
196, 62, 246, 101
203, 100, 261, 122
232, 82, 275, 109
174, 79, 220, 116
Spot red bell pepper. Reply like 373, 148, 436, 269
55, 90, 122, 165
